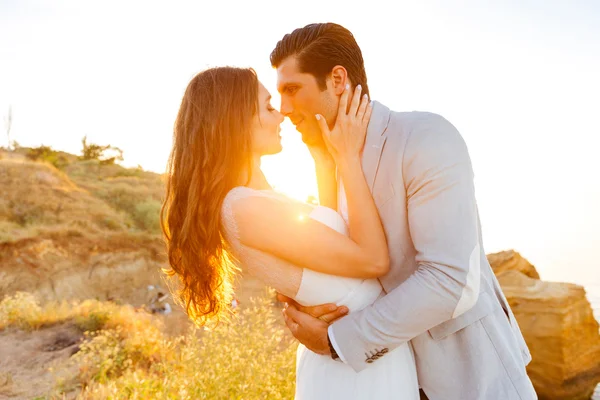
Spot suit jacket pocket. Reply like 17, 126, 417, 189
428, 291, 496, 340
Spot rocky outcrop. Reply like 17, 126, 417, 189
489, 250, 600, 400
488, 250, 540, 279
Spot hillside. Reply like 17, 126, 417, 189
1, 148, 598, 400
0, 149, 167, 305
0, 148, 283, 398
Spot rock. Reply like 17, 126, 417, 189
488, 250, 540, 279
41, 331, 82, 352
496, 270, 600, 400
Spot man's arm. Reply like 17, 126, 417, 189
329, 114, 482, 371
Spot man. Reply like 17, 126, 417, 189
271, 22, 537, 399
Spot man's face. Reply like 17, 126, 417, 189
276, 56, 337, 146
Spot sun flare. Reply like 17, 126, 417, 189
261, 122, 318, 203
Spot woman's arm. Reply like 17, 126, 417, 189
307, 133, 337, 209
313, 156, 337, 209
318, 83, 389, 279
234, 85, 388, 279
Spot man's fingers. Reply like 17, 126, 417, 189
284, 304, 321, 327
283, 304, 302, 323
286, 303, 348, 326
317, 307, 349, 324
277, 293, 293, 304
297, 303, 339, 319
283, 310, 299, 333
349, 84, 362, 116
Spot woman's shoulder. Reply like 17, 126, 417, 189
222, 187, 292, 218
223, 186, 285, 206
224, 187, 325, 226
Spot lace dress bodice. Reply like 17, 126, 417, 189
221, 186, 304, 298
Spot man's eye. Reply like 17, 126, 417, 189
286, 86, 298, 94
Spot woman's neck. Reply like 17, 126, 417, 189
240, 155, 271, 190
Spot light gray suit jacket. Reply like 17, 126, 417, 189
330, 102, 537, 400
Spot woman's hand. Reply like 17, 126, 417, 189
316, 84, 373, 167
307, 143, 336, 171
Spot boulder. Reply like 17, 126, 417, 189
488, 249, 540, 279
496, 269, 600, 400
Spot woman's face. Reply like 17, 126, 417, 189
251, 81, 284, 156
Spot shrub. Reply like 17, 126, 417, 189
74, 310, 111, 333
132, 200, 161, 233
0, 292, 43, 330
7, 199, 46, 226
26, 145, 69, 169
0, 292, 72, 330
81, 136, 123, 165
96, 216, 124, 231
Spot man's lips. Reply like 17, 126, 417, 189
290, 118, 304, 127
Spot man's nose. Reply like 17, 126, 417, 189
280, 97, 293, 116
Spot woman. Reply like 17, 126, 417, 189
161, 67, 419, 399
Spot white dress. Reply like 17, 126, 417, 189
222, 187, 419, 400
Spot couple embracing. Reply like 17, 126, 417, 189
161, 22, 537, 400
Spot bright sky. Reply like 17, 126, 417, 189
1, 0, 599, 285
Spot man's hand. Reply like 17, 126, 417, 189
277, 293, 348, 324
283, 304, 331, 355
277, 293, 349, 355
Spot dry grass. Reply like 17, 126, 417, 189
0, 151, 166, 243
0, 158, 130, 243
0, 291, 145, 332
0, 153, 168, 304
63, 160, 165, 233
0, 290, 297, 399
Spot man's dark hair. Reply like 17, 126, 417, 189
270, 23, 369, 96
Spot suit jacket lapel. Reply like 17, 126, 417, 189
362, 101, 391, 191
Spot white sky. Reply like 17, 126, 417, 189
1, 0, 599, 285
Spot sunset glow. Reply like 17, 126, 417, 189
1, 0, 598, 285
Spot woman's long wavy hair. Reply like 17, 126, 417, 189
161, 67, 258, 326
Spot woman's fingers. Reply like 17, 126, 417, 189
363, 100, 374, 125
357, 93, 369, 121
337, 84, 350, 120
315, 114, 329, 137
349, 84, 362, 117
315, 114, 335, 150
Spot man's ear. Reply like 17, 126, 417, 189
330, 65, 349, 95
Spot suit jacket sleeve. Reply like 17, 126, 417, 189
329, 113, 482, 372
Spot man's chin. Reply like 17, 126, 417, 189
301, 134, 321, 146
297, 128, 322, 146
